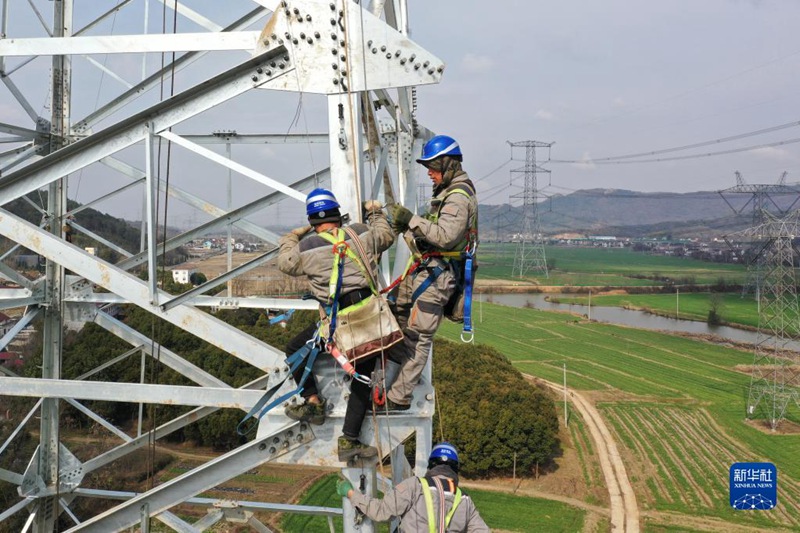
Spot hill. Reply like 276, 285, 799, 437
480, 188, 799, 239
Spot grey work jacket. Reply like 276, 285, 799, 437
277, 210, 394, 303
349, 475, 490, 532
408, 172, 478, 255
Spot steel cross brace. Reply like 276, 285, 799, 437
64, 422, 312, 532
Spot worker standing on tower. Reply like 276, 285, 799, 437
337, 442, 490, 532
384, 135, 479, 410
278, 188, 395, 460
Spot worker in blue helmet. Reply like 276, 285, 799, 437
383, 135, 479, 411
336, 442, 489, 531
278, 188, 395, 461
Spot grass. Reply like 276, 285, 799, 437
437, 302, 800, 530
477, 244, 747, 286
553, 291, 760, 329
282, 475, 586, 533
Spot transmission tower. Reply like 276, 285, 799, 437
718, 171, 800, 298
726, 210, 800, 430
0, 2, 441, 531
508, 140, 553, 278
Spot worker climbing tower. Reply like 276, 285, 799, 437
0, 1, 442, 531
508, 140, 553, 278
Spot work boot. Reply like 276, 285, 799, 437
285, 399, 326, 426
338, 436, 378, 462
368, 399, 411, 413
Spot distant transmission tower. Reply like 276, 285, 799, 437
718, 171, 800, 297
508, 140, 553, 278
727, 210, 800, 430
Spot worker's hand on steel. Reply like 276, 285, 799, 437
390, 204, 413, 233
362, 199, 383, 216
290, 225, 312, 237
336, 479, 353, 498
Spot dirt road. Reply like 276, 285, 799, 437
534, 376, 640, 533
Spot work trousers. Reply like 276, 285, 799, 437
387, 264, 455, 405
286, 318, 378, 440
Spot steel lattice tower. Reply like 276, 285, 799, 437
728, 210, 800, 430
508, 140, 552, 278
0, 2, 442, 531
718, 171, 800, 298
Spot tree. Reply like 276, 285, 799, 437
432, 339, 560, 478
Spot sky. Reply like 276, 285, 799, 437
2, 0, 800, 226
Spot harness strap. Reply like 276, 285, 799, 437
461, 251, 475, 343
236, 341, 320, 435
419, 476, 463, 532
411, 265, 445, 303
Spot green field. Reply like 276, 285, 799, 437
477, 244, 747, 286
438, 303, 800, 530
552, 291, 760, 329
283, 474, 587, 533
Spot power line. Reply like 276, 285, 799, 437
553, 136, 800, 165
555, 119, 800, 163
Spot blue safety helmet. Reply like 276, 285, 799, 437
416, 135, 463, 164
306, 188, 342, 225
428, 442, 459, 471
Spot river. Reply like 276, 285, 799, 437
482, 292, 763, 346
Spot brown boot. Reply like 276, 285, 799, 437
338, 436, 377, 462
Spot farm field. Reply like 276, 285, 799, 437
438, 303, 800, 531
550, 292, 760, 329
477, 244, 747, 287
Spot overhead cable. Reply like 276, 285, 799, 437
553, 136, 800, 165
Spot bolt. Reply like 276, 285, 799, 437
437, 66, 444, 73
287, 430, 294, 438
269, 447, 276, 454
279, 63, 285, 69
332, 63, 338, 69
331, 32, 337, 39
256, 67, 263, 73
400, 58, 407, 64
381, 45, 386, 52
273, 437, 280, 444
293, 7, 299, 14
284, 32, 291, 39
367, 40, 373, 47
395, 50, 401, 57
409, 53, 416, 61
341, 70, 347, 76
424, 60, 430, 67
297, 434, 304, 442
271, 61, 277, 67
259, 442, 267, 451
340, 55, 346, 62
330, 18, 336, 25
386, 52, 392, 59
332, 48, 338, 55
251, 75, 258, 81
284, 54, 290, 61
333, 78, 339, 85
292, 38, 298, 44
315, 31, 321, 38
330, 2, 336, 9
271, 33, 277, 40
428, 68, 434, 74
306, 14, 312, 21
340, 39, 345, 47
300, 32, 306, 39
297, 15, 303, 22
284, 9, 290, 16
372, 48, 377, 54
414, 63, 420, 70
265, 69, 272, 76
307, 38, 314, 44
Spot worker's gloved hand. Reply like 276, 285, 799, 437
390, 204, 413, 233
362, 199, 383, 217
291, 225, 312, 237
336, 479, 353, 498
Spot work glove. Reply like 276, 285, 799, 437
336, 479, 353, 498
290, 225, 312, 237
390, 204, 413, 233
362, 199, 383, 217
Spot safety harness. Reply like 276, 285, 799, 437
383, 180, 478, 342
419, 476, 463, 533
236, 334, 321, 435
316, 227, 378, 385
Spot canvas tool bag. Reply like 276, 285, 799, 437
318, 226, 403, 363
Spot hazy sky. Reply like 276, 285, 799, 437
2, 1, 800, 225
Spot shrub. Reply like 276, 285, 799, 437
433, 339, 560, 478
